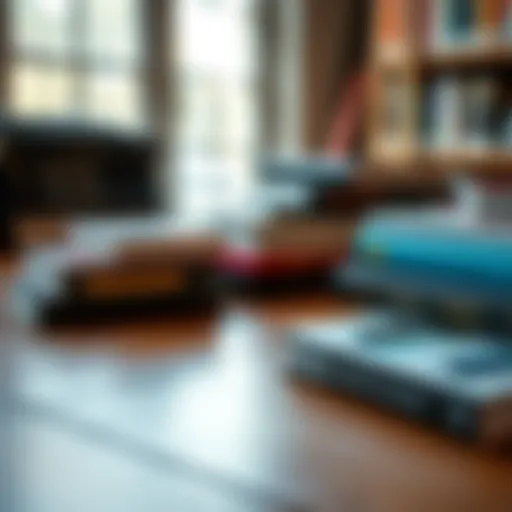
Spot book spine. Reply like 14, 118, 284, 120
289, 336, 442, 424
464, 76, 495, 149
420, 80, 435, 147
488, 77, 512, 148
437, 0, 475, 46
487, 77, 511, 149
433, 75, 463, 150
414, 0, 432, 50
503, 0, 512, 39
289, 335, 483, 442
375, 0, 407, 58
454, 0, 476, 43
431, 0, 447, 49
476, 0, 504, 44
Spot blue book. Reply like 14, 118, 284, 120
289, 312, 512, 446
345, 212, 512, 305
444, 0, 475, 44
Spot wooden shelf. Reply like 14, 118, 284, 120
366, 150, 512, 176
422, 45, 512, 71
376, 45, 512, 72
422, 149, 512, 170
369, 4, 512, 177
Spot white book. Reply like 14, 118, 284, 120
454, 177, 512, 224
431, 0, 448, 50
433, 76, 463, 150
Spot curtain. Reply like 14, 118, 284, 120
258, 0, 369, 154
302, 0, 369, 151
143, 0, 175, 210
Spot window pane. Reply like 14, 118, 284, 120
11, 0, 73, 56
84, 0, 141, 63
10, 62, 74, 118
177, 71, 224, 156
175, 0, 257, 214
178, 0, 256, 78
85, 73, 143, 128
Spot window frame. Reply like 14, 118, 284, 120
6, 0, 148, 128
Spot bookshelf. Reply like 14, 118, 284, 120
368, 0, 512, 176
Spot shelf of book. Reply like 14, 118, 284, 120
369, 0, 512, 178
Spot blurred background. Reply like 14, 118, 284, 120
0, 0, 370, 236
2, 1, 512, 510
2, 0, 512, 242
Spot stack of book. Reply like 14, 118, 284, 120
289, 210, 512, 449
13, 231, 222, 327
341, 208, 512, 313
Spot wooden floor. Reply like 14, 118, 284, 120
2, 260, 511, 512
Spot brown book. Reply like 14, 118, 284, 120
257, 218, 356, 255
118, 235, 222, 266
82, 267, 186, 301
477, 0, 504, 40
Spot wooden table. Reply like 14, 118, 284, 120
3, 257, 511, 511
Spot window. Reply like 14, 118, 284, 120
8, 0, 145, 128
175, 0, 258, 217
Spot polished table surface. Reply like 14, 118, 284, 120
2, 259, 511, 512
